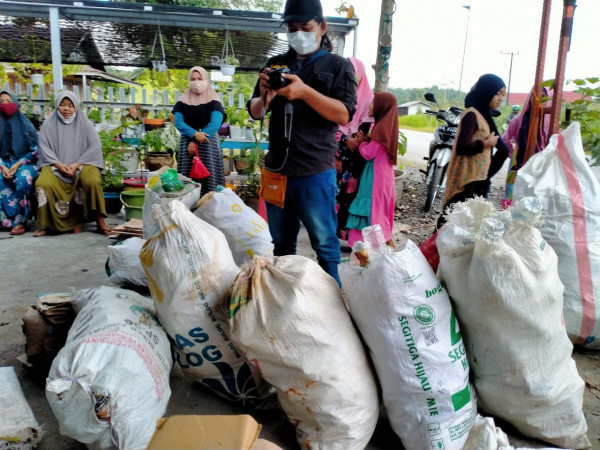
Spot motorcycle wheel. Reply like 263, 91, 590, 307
424, 164, 444, 212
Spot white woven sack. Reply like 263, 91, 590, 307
142, 168, 201, 238
45, 286, 172, 450
0, 367, 43, 449
140, 200, 270, 404
107, 237, 148, 287
436, 198, 590, 449
514, 121, 600, 348
194, 187, 273, 265
229, 255, 379, 450
339, 240, 477, 450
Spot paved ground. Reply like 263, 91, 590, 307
1, 151, 599, 449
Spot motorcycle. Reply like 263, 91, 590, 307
421, 93, 462, 212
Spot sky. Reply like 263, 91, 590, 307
320, 0, 600, 95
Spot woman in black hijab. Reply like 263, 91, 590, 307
437, 73, 509, 228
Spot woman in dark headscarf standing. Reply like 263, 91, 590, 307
0, 90, 39, 235
173, 66, 226, 197
437, 73, 509, 228
34, 91, 110, 237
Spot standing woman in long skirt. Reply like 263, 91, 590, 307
173, 66, 226, 197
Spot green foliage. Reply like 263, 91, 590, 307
16, 95, 43, 130
235, 146, 263, 203
0, 65, 7, 84
99, 129, 128, 190
140, 129, 166, 153
389, 86, 465, 110
565, 77, 600, 164
226, 105, 250, 127
88, 109, 102, 124
221, 56, 240, 66
159, 124, 180, 153
397, 114, 436, 132
398, 130, 407, 157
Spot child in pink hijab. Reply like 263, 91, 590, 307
335, 57, 374, 241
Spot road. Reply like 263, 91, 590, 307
399, 128, 432, 169
398, 128, 510, 189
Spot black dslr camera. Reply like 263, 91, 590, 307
267, 68, 292, 90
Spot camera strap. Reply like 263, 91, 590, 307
291, 49, 328, 76
261, 49, 327, 172
260, 95, 292, 172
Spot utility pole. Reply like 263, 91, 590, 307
373, 0, 396, 92
501, 50, 519, 105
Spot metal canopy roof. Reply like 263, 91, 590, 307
0, 0, 359, 36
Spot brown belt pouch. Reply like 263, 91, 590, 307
259, 167, 287, 208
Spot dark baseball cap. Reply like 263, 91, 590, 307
283, 0, 323, 23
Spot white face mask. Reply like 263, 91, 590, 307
57, 111, 76, 124
190, 80, 208, 94
287, 31, 319, 55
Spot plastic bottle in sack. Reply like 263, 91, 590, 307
361, 224, 392, 257
351, 241, 370, 267
479, 217, 506, 242
511, 196, 542, 224
449, 203, 477, 231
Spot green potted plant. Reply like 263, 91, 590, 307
234, 141, 264, 207
219, 56, 240, 76
140, 128, 175, 171
99, 129, 127, 214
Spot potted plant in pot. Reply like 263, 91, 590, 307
219, 56, 240, 76
140, 125, 179, 171
100, 129, 127, 214
233, 142, 264, 209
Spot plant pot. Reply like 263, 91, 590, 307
220, 64, 236, 76
123, 178, 147, 190
144, 152, 174, 171
120, 189, 145, 221
30, 73, 44, 85
223, 156, 232, 176
151, 60, 168, 72
234, 158, 249, 174
144, 118, 165, 132
229, 125, 242, 140
103, 191, 123, 215
243, 128, 254, 141
121, 149, 141, 172
394, 169, 405, 209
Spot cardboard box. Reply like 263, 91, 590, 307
146, 414, 262, 450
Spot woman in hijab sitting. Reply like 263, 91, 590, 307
34, 91, 110, 237
173, 66, 226, 197
437, 73, 509, 229
0, 90, 39, 235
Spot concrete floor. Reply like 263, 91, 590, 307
0, 210, 402, 450
1, 207, 597, 449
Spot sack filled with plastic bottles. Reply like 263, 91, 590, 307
436, 197, 590, 449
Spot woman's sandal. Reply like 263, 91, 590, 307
33, 229, 48, 237
10, 224, 27, 235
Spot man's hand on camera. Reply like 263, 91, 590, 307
275, 73, 305, 101
258, 71, 277, 111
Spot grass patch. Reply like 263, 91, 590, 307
398, 114, 436, 133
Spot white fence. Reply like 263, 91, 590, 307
3, 82, 249, 119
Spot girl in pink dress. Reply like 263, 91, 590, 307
346, 92, 398, 248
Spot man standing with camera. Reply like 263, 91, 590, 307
248, 0, 357, 287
